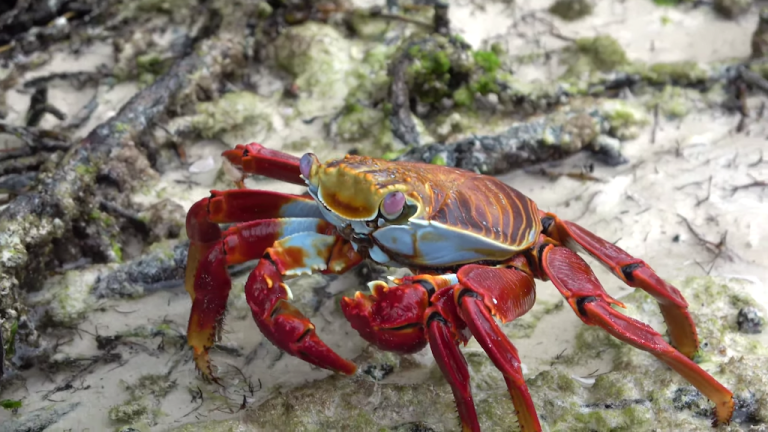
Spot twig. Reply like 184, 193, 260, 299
61, 93, 98, 131
181, 387, 205, 418
527, 166, 605, 183
650, 103, 659, 144
739, 66, 768, 95
677, 214, 728, 256
748, 150, 764, 167
23, 71, 109, 89
694, 175, 712, 207
41, 352, 121, 400
0, 121, 70, 150
730, 179, 767, 195
387, 38, 426, 147
98, 199, 151, 237
675, 178, 711, 190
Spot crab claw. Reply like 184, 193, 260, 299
246, 258, 357, 375
341, 281, 430, 354
222, 142, 305, 186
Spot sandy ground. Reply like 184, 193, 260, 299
1, 1, 767, 431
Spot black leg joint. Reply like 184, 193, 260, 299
457, 289, 480, 306
415, 280, 436, 298
426, 312, 448, 327
541, 216, 555, 234
576, 296, 598, 317
621, 263, 643, 282
536, 243, 550, 270
263, 253, 277, 266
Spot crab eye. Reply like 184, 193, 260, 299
381, 191, 405, 219
300, 153, 314, 179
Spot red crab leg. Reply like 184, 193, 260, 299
187, 216, 343, 378
452, 264, 542, 432
222, 142, 305, 186
246, 231, 362, 375
186, 189, 322, 302
541, 211, 699, 358
537, 243, 734, 426
185, 189, 324, 376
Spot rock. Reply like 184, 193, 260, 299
563, 36, 629, 78
189, 91, 278, 145
272, 22, 358, 117
138, 198, 186, 242
737, 306, 764, 334
0, 402, 80, 432
26, 267, 105, 326
92, 240, 188, 298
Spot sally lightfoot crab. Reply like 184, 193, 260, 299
184, 143, 734, 431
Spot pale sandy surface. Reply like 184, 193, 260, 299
1, 1, 766, 431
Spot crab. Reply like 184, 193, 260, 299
184, 142, 734, 431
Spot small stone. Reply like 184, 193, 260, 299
737, 306, 764, 334
713, 0, 753, 19
362, 363, 395, 381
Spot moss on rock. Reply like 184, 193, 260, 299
649, 86, 694, 119
625, 61, 710, 86
189, 91, 277, 143
548, 0, 595, 21
562, 36, 629, 79
273, 22, 359, 117
600, 100, 651, 140
26, 268, 106, 326
109, 373, 177, 429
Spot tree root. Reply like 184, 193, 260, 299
0, 48, 210, 379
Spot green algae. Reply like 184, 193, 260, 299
600, 100, 651, 140
648, 86, 696, 119
109, 373, 177, 430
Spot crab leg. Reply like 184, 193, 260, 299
538, 243, 734, 426
343, 273, 484, 431
185, 189, 322, 302
541, 211, 699, 359
188, 216, 344, 377
222, 142, 305, 186
246, 231, 362, 375
453, 264, 542, 432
